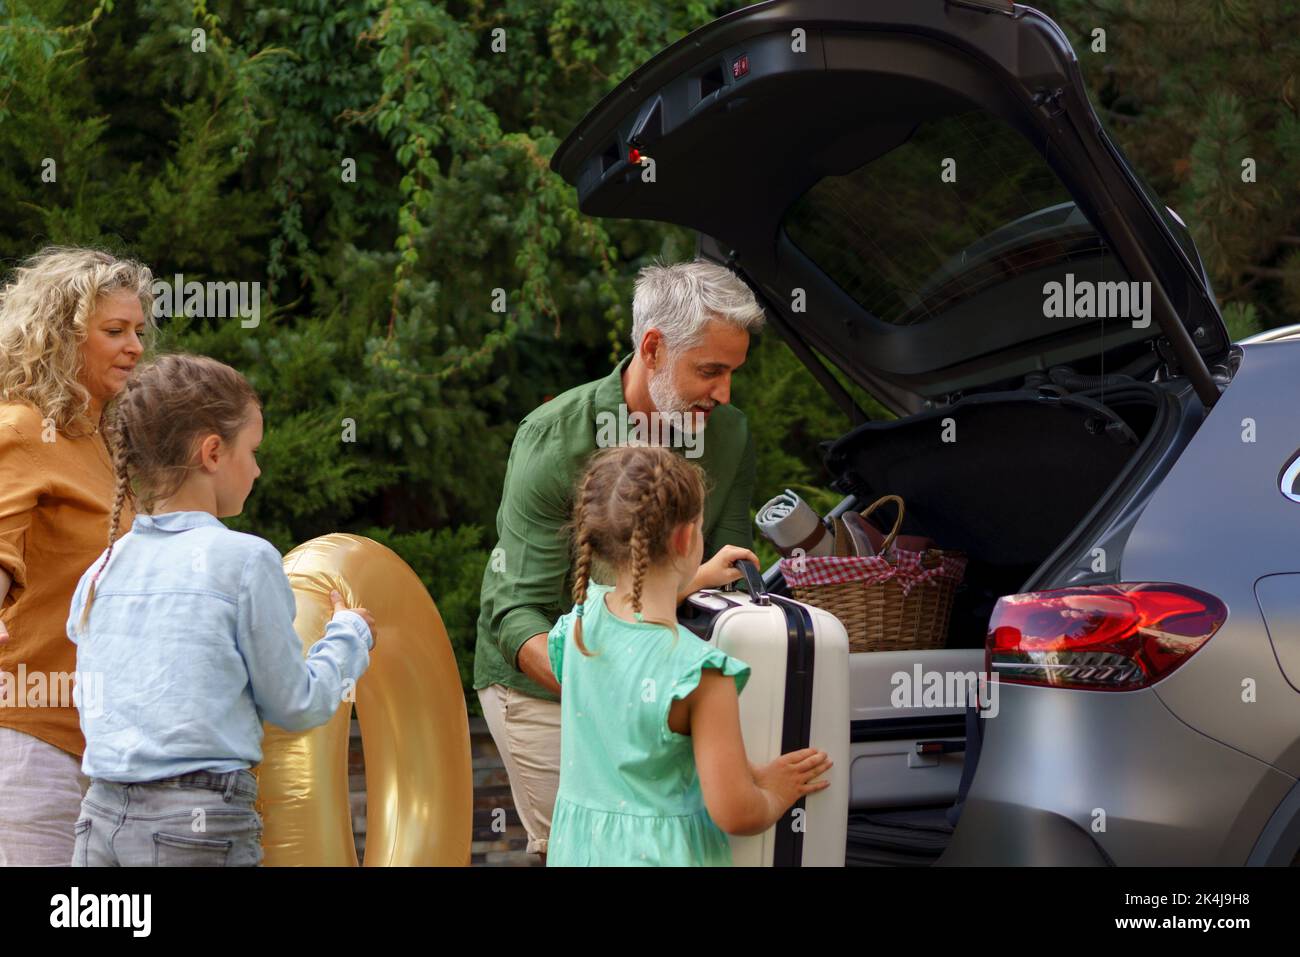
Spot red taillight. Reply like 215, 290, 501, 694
986, 583, 1227, 691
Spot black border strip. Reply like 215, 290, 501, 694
852, 714, 967, 743
769, 597, 816, 867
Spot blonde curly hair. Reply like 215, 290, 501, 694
0, 246, 156, 436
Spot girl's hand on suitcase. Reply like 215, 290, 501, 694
331, 590, 377, 645
754, 748, 833, 815
697, 546, 761, 589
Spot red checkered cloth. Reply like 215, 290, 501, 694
779, 550, 967, 597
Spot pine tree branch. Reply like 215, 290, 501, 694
1220, 275, 1262, 301
1099, 106, 1147, 125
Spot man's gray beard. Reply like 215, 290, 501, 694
648, 363, 705, 437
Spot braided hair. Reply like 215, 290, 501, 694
567, 445, 706, 656
77, 412, 136, 633
76, 353, 260, 634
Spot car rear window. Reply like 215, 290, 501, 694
783, 109, 1119, 326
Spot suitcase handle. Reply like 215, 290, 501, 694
736, 558, 770, 605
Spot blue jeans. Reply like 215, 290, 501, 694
72, 769, 263, 867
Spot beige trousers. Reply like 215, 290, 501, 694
477, 684, 561, 856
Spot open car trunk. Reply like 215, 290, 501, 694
824, 381, 1169, 647
551, 0, 1231, 414
804, 377, 1177, 865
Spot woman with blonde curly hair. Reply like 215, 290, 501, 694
0, 246, 154, 865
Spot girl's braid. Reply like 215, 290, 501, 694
571, 466, 599, 656
628, 459, 665, 618
77, 411, 132, 634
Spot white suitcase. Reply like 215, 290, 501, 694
678, 562, 850, 866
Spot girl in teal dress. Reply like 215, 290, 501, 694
546, 445, 833, 867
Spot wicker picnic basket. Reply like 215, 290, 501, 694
780, 494, 966, 653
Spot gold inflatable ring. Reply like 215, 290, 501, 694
253, 534, 473, 865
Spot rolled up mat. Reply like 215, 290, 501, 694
755, 489, 834, 558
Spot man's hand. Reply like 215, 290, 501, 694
516, 632, 560, 695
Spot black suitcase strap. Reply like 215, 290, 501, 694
769, 595, 816, 867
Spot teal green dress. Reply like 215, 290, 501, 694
546, 582, 751, 867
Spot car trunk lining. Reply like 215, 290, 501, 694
825, 392, 1152, 567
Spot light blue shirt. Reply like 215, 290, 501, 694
66, 511, 372, 782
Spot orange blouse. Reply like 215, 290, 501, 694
0, 401, 133, 757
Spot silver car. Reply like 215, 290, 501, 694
552, 0, 1300, 865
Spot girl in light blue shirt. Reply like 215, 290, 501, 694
67, 353, 374, 866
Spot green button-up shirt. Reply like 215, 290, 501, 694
473, 354, 757, 702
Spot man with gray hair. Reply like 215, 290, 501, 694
473, 258, 764, 863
